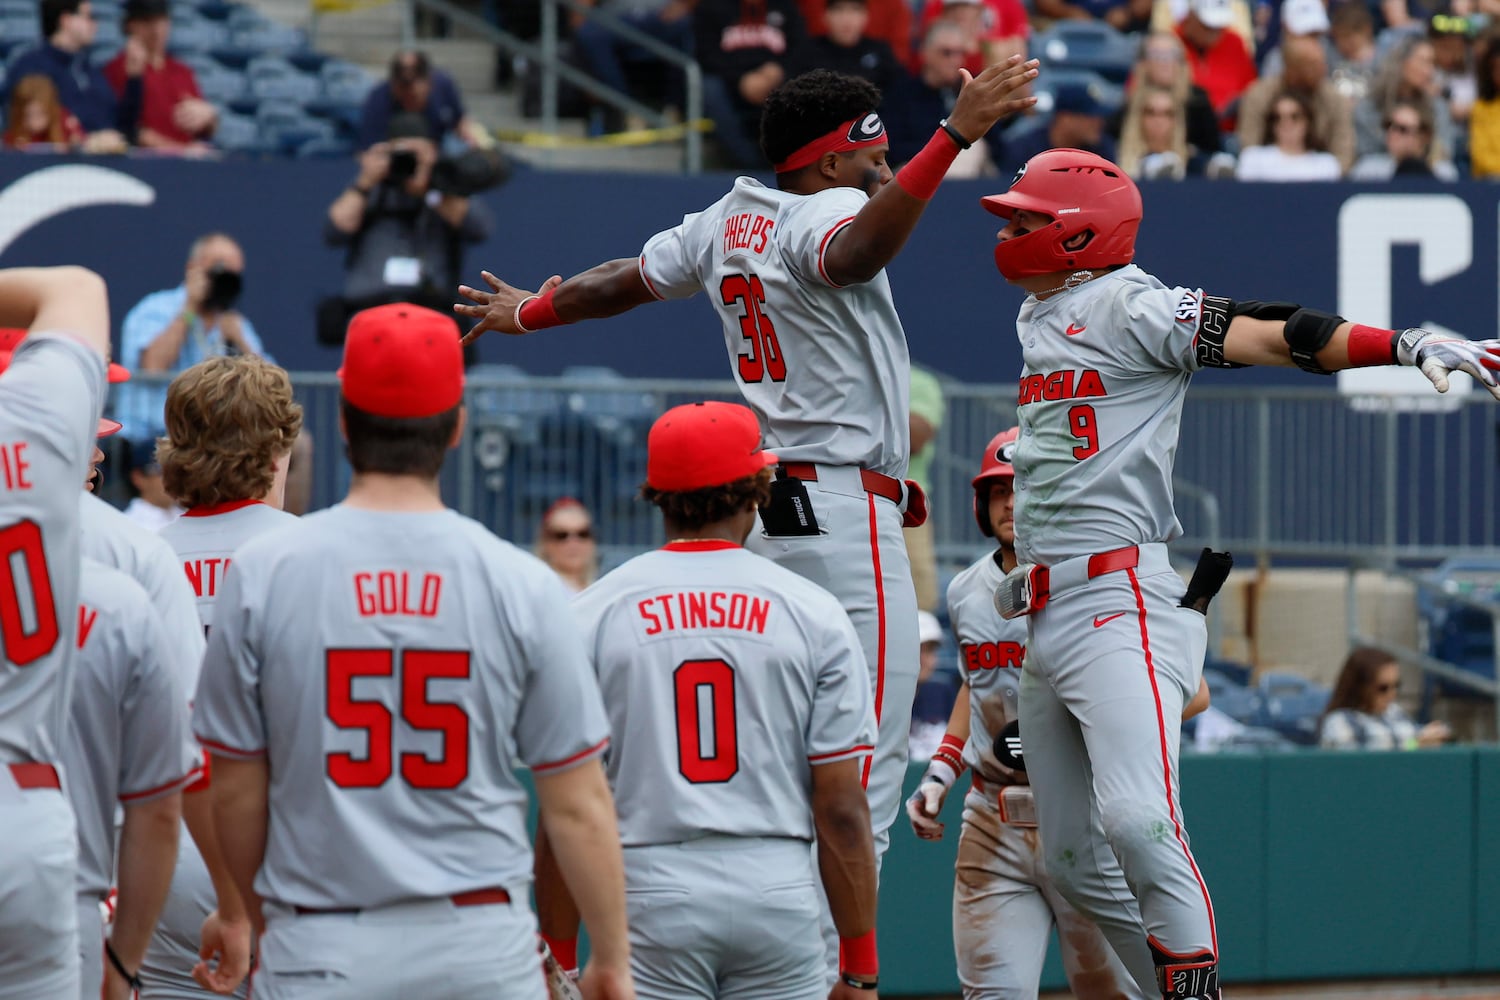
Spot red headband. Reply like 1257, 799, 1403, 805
773, 113, 887, 173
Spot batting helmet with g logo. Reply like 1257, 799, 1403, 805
972, 427, 1018, 537
980, 148, 1142, 280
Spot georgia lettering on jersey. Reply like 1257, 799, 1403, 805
637, 178, 911, 477
1011, 265, 1214, 567
946, 555, 1028, 785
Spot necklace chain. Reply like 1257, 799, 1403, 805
1034, 270, 1097, 298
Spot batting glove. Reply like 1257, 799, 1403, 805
1397, 328, 1500, 400
906, 779, 950, 840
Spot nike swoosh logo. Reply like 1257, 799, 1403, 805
1065, 323, 1086, 336
1093, 612, 1126, 628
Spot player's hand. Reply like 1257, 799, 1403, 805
945, 55, 1039, 144
905, 780, 948, 840
1418, 720, 1453, 747
578, 959, 635, 1000
829, 981, 879, 1000
455, 271, 563, 345
1396, 329, 1500, 401
193, 908, 253, 994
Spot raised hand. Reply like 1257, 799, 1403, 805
945, 56, 1040, 145
455, 272, 563, 345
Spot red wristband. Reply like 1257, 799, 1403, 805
894, 129, 961, 201
931, 733, 966, 775
839, 930, 878, 977
541, 933, 578, 971
517, 289, 562, 332
1346, 323, 1399, 368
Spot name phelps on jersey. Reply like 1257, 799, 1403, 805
637, 590, 772, 637
1016, 369, 1108, 406
962, 641, 1025, 672
723, 213, 774, 257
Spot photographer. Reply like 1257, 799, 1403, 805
322, 113, 493, 351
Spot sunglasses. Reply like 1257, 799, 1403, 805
546, 528, 593, 541
1374, 680, 1401, 693
1272, 111, 1306, 123
1386, 120, 1425, 135
936, 46, 966, 57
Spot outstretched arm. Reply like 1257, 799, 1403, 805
455, 258, 658, 346
906, 681, 971, 841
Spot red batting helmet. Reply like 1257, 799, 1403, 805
972, 427, 1018, 538
981, 148, 1142, 281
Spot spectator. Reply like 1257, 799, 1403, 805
1429, 11, 1478, 126
3, 0, 136, 150
1034, 0, 1150, 36
535, 498, 599, 593
1235, 88, 1343, 177
323, 113, 492, 350
912, 0, 1028, 77
1328, 1, 1380, 104
1349, 95, 1459, 177
357, 50, 481, 151
120, 441, 183, 531
882, 21, 998, 174
1117, 82, 1194, 177
103, 0, 215, 152
1470, 31, 1500, 177
904, 364, 943, 613
1176, 0, 1259, 120
695, 0, 808, 168
1258, 0, 1331, 81
1116, 31, 1222, 160
1355, 35, 1457, 161
2, 74, 84, 149
908, 610, 956, 761
1319, 646, 1451, 749
788, 0, 902, 93
572, 0, 695, 133
995, 78, 1119, 177
796, 0, 911, 66
1237, 34, 1355, 171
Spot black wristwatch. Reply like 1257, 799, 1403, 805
939, 118, 971, 150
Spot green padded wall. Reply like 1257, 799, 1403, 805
1475, 748, 1500, 971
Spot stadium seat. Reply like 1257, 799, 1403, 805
225, 21, 306, 58
1027, 68, 1124, 118
1030, 21, 1138, 85
88, 44, 121, 69
168, 15, 228, 54
193, 0, 234, 19
256, 100, 333, 154
92, 0, 123, 23
0, 13, 39, 46
294, 132, 353, 158
1257, 671, 1322, 699
91, 17, 125, 50
192, 62, 245, 104
319, 60, 373, 106
212, 109, 260, 152
0, 0, 35, 17
246, 56, 320, 103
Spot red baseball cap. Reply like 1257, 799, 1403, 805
338, 303, 464, 418
0, 348, 119, 436
0, 328, 130, 382
646, 401, 777, 492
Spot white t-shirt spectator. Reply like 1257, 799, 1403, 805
1234, 144, 1343, 180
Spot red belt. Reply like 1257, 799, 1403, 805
8, 763, 60, 789
780, 463, 903, 504
294, 887, 511, 916
1031, 544, 1140, 606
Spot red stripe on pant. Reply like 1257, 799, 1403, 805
861, 492, 887, 790
1127, 567, 1219, 956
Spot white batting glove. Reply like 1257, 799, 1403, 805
1396, 328, 1500, 401
906, 779, 950, 840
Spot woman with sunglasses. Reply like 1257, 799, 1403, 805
536, 498, 599, 593
1319, 646, 1452, 749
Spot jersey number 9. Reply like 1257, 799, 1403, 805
674, 658, 738, 784
721, 275, 787, 385
325, 648, 471, 790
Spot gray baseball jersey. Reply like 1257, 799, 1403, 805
0, 335, 106, 764
192, 505, 611, 910
638, 177, 911, 477
158, 500, 298, 633
1011, 264, 1208, 567
570, 540, 874, 846
945, 552, 1028, 787
63, 560, 196, 898
78, 492, 206, 696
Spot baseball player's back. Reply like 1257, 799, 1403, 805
574, 540, 874, 846
640, 178, 910, 475
0, 332, 108, 1000
159, 500, 298, 632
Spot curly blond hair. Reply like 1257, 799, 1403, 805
158, 355, 303, 509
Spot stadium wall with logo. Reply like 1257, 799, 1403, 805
0, 156, 1494, 388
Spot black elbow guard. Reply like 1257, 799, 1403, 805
1197, 297, 1297, 369
1282, 306, 1346, 375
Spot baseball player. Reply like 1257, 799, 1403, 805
191, 303, 634, 1000
66, 557, 197, 1000
455, 63, 1039, 880
978, 147, 1500, 1000
905, 428, 1143, 1000
0, 266, 111, 1000
538, 401, 880, 1000
150, 354, 304, 999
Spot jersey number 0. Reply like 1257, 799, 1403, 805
325, 648, 471, 790
674, 658, 738, 784
0, 520, 59, 666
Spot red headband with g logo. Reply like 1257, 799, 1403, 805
773, 113, 888, 174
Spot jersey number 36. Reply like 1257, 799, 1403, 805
721, 275, 787, 385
